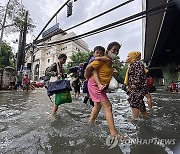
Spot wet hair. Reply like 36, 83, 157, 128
93, 46, 105, 53
58, 53, 67, 59
106, 41, 121, 51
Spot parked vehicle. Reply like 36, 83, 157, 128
31, 81, 45, 88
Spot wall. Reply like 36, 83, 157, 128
0, 67, 16, 90
25, 31, 89, 81
162, 63, 179, 86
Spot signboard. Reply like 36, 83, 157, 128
42, 23, 59, 38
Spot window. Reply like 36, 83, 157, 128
48, 59, 50, 63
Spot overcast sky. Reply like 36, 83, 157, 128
1, 0, 143, 61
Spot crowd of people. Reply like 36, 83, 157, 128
5, 39, 178, 147
9, 72, 31, 91
46, 41, 156, 140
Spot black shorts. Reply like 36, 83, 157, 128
74, 86, 80, 93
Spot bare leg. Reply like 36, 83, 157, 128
92, 70, 106, 90
131, 108, 139, 120
101, 100, 117, 136
141, 111, 149, 118
51, 104, 58, 116
89, 102, 101, 124
146, 93, 152, 110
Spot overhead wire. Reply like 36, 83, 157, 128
38, 1, 174, 47
34, 0, 134, 44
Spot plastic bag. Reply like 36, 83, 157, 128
49, 76, 57, 82
108, 77, 119, 90
55, 91, 72, 106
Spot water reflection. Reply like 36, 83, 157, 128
0, 89, 179, 154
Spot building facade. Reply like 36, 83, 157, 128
25, 31, 89, 81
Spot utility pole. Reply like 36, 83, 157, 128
17, 30, 23, 71
21, 11, 28, 69
16, 11, 28, 71
0, 0, 11, 54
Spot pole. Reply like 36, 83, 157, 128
33, 0, 71, 43
17, 30, 23, 71
30, 43, 34, 80
0, 0, 11, 54
16, 11, 28, 71
21, 11, 28, 68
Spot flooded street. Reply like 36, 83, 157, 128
0, 88, 180, 154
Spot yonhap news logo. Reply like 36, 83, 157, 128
106, 136, 176, 149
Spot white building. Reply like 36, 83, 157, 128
25, 30, 89, 81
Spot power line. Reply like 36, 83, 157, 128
34, 0, 134, 45
33, 0, 71, 42
64, 0, 134, 32
42, 1, 174, 47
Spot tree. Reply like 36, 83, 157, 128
116, 62, 128, 83
67, 50, 92, 68
0, 41, 15, 68
66, 51, 127, 82
0, 0, 35, 70
0, 0, 35, 34
113, 56, 127, 83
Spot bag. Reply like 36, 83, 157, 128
55, 91, 72, 106
108, 77, 119, 90
49, 76, 57, 82
47, 80, 72, 97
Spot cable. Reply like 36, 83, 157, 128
33, 0, 71, 42
43, 1, 174, 47
34, 0, 134, 44
38, 7, 169, 48
64, 0, 134, 32
36, 6, 171, 49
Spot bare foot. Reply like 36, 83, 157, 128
88, 120, 95, 125
49, 114, 56, 122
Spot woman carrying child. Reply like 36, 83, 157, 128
85, 42, 122, 137
83, 46, 112, 105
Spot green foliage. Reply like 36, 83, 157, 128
113, 56, 128, 83
116, 62, 128, 83
67, 50, 92, 69
66, 50, 128, 82
0, 41, 15, 68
